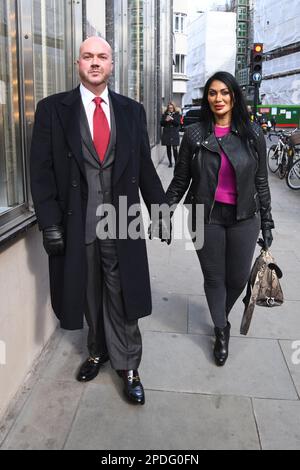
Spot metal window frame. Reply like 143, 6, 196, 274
0, 0, 82, 247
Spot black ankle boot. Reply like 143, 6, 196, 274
214, 322, 231, 366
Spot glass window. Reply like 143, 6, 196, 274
174, 13, 186, 34
174, 54, 186, 74
32, 0, 67, 103
237, 39, 247, 54
238, 6, 247, 21
237, 22, 248, 38
0, 0, 24, 216
127, 0, 144, 102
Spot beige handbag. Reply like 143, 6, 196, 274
240, 249, 284, 335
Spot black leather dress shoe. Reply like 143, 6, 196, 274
214, 322, 231, 366
117, 370, 145, 405
76, 354, 109, 382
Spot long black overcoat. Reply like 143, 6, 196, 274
160, 112, 181, 146
30, 87, 166, 330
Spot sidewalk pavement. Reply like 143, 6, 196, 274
1, 146, 300, 450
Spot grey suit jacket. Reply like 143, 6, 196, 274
79, 97, 117, 244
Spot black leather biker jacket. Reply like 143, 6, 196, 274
166, 122, 275, 230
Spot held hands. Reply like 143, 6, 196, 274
258, 228, 273, 251
148, 217, 172, 245
43, 225, 65, 256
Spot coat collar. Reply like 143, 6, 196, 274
58, 87, 132, 185
201, 121, 239, 153
108, 90, 133, 186
58, 87, 85, 175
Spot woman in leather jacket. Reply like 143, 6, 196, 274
166, 71, 274, 366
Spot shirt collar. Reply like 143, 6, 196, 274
80, 83, 109, 106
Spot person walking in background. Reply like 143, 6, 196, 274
30, 36, 168, 405
166, 71, 274, 367
161, 102, 181, 168
271, 116, 277, 131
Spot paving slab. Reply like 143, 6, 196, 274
141, 292, 188, 334
279, 340, 300, 397
140, 331, 298, 400
150, 263, 205, 296
228, 300, 300, 340
1, 378, 83, 450
65, 384, 260, 450
253, 399, 300, 450
41, 329, 88, 383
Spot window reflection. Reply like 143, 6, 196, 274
32, 0, 67, 103
0, 0, 24, 214
128, 0, 144, 102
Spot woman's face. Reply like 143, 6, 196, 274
207, 80, 234, 120
168, 104, 175, 112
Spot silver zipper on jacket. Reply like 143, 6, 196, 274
202, 141, 222, 224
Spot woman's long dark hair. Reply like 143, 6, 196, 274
200, 71, 256, 142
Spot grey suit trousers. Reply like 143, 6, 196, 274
85, 239, 142, 370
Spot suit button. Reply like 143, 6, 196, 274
67, 210, 73, 216
132, 177, 136, 184
71, 180, 78, 188
67, 151, 73, 158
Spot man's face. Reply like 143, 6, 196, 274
77, 38, 113, 89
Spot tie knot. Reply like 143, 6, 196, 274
93, 97, 103, 107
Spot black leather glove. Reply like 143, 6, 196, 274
43, 225, 65, 256
148, 218, 172, 245
258, 228, 273, 250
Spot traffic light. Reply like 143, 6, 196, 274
250, 43, 263, 85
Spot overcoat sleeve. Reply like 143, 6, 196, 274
30, 99, 63, 230
254, 126, 275, 230
139, 105, 167, 214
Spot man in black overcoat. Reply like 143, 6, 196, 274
30, 37, 168, 405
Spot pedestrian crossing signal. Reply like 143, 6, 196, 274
250, 43, 263, 85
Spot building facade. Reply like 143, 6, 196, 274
184, 11, 236, 105
253, 0, 300, 107
0, 0, 173, 420
172, 0, 188, 110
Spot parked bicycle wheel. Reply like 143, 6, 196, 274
267, 145, 279, 173
286, 158, 300, 190
278, 152, 288, 179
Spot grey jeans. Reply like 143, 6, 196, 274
196, 202, 260, 329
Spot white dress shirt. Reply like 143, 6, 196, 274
79, 83, 111, 139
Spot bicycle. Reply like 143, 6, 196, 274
286, 130, 300, 190
286, 158, 300, 190
267, 129, 299, 179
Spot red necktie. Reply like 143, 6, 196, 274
93, 97, 110, 163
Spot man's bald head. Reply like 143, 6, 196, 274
79, 36, 113, 60
77, 36, 114, 95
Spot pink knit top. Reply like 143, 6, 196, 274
214, 125, 237, 205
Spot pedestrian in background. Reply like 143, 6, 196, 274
166, 71, 274, 366
161, 102, 181, 168
271, 116, 277, 131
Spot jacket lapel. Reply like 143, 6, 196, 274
57, 87, 85, 176
201, 132, 221, 154
109, 90, 132, 185
79, 101, 100, 166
